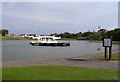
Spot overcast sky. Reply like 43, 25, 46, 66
2, 2, 118, 35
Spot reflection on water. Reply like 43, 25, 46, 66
2, 40, 119, 61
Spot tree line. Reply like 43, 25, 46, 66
50, 28, 120, 41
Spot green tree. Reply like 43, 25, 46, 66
107, 28, 120, 41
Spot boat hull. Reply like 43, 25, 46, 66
30, 43, 70, 46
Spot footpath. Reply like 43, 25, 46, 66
2, 49, 119, 70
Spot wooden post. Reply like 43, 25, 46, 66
105, 47, 107, 60
109, 47, 112, 60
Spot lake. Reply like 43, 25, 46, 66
2, 40, 119, 61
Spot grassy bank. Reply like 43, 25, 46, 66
58, 38, 120, 43
112, 41, 120, 44
99, 56, 120, 61
0, 36, 34, 40
2, 65, 118, 80
58, 38, 77, 40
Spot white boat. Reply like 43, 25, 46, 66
30, 36, 70, 46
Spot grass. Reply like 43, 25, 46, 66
1, 36, 24, 40
0, 68, 1, 81
112, 41, 120, 44
99, 56, 120, 61
58, 38, 77, 40
88, 40, 120, 44
2, 65, 118, 80
0, 36, 34, 40
58, 39, 120, 44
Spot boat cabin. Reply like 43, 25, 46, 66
38, 37, 58, 43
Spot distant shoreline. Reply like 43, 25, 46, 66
0, 36, 34, 41
58, 39, 120, 44
1, 37, 120, 44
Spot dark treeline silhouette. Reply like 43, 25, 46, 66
107, 28, 120, 41
50, 28, 120, 41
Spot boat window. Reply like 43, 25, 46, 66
50, 38, 52, 41
42, 38, 44, 41
42, 38, 45, 41
46, 38, 49, 41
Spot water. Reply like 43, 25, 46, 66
2, 40, 119, 61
